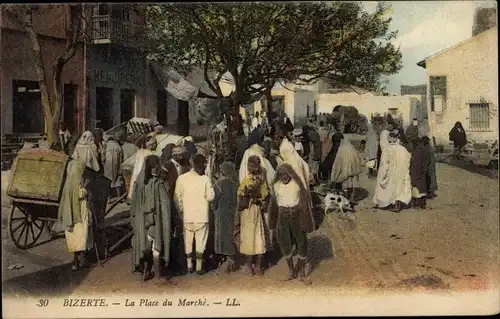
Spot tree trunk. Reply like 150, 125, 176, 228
24, 15, 55, 144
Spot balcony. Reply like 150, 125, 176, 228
92, 15, 146, 48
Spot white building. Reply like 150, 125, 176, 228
417, 26, 498, 148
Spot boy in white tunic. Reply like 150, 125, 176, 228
174, 154, 215, 275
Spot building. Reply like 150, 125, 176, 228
243, 79, 416, 128
1, 4, 197, 136
417, 26, 498, 148
1, 5, 84, 135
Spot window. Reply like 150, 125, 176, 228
430, 76, 447, 112
469, 102, 491, 131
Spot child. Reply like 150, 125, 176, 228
236, 155, 270, 276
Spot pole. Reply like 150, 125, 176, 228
81, 4, 88, 133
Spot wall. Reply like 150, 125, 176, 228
87, 45, 158, 129
0, 29, 84, 134
316, 92, 414, 127
1, 5, 69, 39
425, 27, 498, 147
294, 90, 316, 124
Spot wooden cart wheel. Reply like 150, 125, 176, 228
9, 205, 46, 249
45, 220, 58, 238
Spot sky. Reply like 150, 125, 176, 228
361, 1, 497, 94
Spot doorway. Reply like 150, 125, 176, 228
12, 80, 44, 133
63, 84, 78, 131
157, 90, 168, 126
95, 87, 113, 130
120, 89, 135, 123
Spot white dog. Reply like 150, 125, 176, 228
324, 191, 356, 220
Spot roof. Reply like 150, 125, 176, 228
417, 26, 498, 69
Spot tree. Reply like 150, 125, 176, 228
146, 1, 402, 119
4, 4, 87, 145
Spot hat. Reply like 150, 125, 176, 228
183, 136, 194, 142
172, 146, 188, 155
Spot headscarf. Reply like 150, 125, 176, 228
279, 138, 310, 189
72, 131, 100, 172
77, 131, 94, 145
220, 161, 236, 180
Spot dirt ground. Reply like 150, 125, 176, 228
2, 160, 499, 298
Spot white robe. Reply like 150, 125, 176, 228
239, 144, 275, 186
379, 129, 390, 152
64, 188, 93, 253
127, 149, 154, 200
372, 142, 412, 208
278, 138, 310, 189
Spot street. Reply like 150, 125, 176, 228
2, 159, 499, 297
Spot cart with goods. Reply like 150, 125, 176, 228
6, 148, 132, 264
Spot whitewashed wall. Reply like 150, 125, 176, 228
424, 27, 498, 148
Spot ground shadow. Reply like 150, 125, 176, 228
437, 156, 498, 179
2, 262, 92, 297
306, 234, 335, 275
311, 192, 325, 230
345, 187, 370, 203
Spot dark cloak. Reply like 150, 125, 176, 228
410, 142, 431, 195
320, 132, 343, 178
449, 126, 467, 148
210, 178, 238, 255
130, 169, 171, 270
423, 142, 438, 193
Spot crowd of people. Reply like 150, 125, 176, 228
56, 111, 452, 285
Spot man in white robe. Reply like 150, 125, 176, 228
127, 135, 157, 200
372, 131, 412, 212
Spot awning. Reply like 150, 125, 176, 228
150, 62, 218, 101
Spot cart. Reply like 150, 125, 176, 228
6, 148, 133, 263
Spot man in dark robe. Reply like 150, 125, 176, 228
210, 162, 238, 273
422, 136, 438, 198
405, 118, 420, 151
162, 145, 191, 275
130, 155, 172, 282
410, 137, 431, 209
319, 131, 343, 184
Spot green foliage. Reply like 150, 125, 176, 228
146, 1, 402, 106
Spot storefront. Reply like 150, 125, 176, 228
86, 45, 160, 130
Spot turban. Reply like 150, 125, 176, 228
172, 146, 188, 155
154, 125, 163, 133
292, 128, 303, 136
184, 136, 194, 142
114, 130, 127, 142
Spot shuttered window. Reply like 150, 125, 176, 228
469, 103, 490, 131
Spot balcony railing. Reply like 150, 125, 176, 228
92, 15, 146, 47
